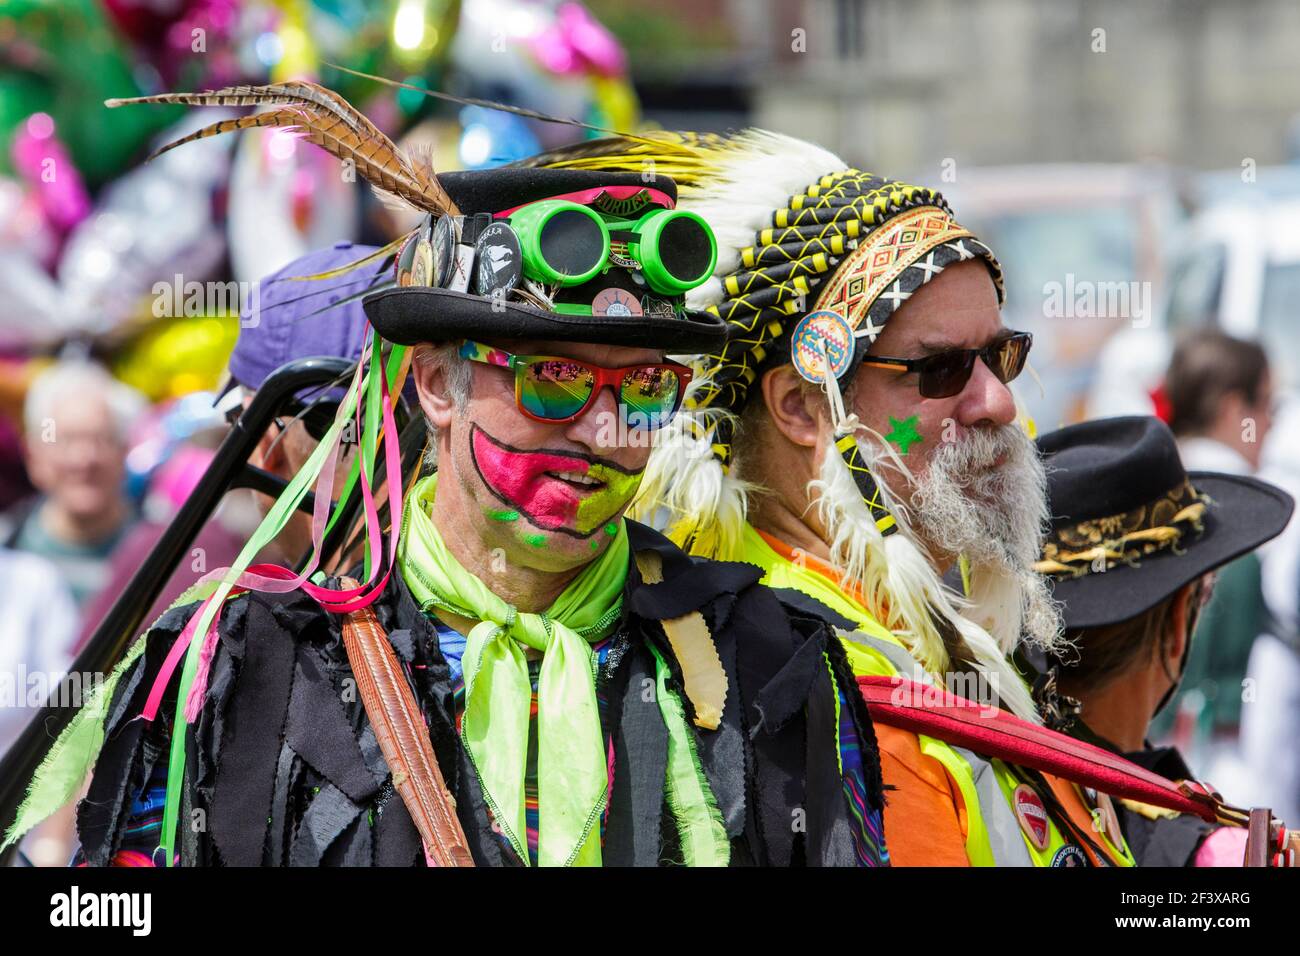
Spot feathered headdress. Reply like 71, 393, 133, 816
524, 130, 1042, 720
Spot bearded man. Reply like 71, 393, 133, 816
2, 87, 886, 868
525, 131, 1132, 866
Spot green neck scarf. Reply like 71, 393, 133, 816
398, 474, 628, 866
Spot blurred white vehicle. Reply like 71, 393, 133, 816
939, 164, 1182, 431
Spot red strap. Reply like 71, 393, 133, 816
858, 675, 1220, 822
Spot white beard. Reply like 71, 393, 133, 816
908, 424, 1064, 656
808, 428, 1045, 721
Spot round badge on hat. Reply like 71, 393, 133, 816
592, 287, 643, 318
791, 309, 854, 384
411, 237, 435, 288
395, 231, 420, 288
1012, 783, 1051, 851
641, 294, 677, 318
473, 221, 522, 298
430, 214, 456, 288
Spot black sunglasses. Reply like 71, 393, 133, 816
861, 330, 1032, 399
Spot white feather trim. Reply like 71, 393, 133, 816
677, 130, 849, 310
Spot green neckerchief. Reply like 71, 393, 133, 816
398, 474, 627, 867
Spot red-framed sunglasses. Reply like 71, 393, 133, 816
861, 329, 1032, 399
457, 339, 693, 430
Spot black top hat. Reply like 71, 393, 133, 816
1034, 416, 1293, 630
363, 168, 729, 353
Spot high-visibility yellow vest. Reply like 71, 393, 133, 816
738, 524, 1134, 867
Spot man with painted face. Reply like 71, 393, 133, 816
3, 85, 885, 868
523, 131, 1133, 865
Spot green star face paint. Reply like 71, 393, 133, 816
885, 414, 923, 456
469, 424, 645, 538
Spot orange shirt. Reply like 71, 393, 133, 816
876, 725, 971, 866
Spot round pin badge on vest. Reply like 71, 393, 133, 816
1051, 844, 1089, 867
1012, 783, 1052, 851
591, 287, 642, 317
430, 214, 455, 288
1086, 788, 1125, 850
791, 309, 854, 384
473, 221, 522, 298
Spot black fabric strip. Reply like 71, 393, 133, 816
289, 783, 365, 866
265, 742, 299, 866
751, 628, 824, 737
692, 598, 746, 838
77, 716, 145, 867
728, 586, 803, 867
285, 646, 383, 804
603, 644, 668, 866
373, 788, 422, 866
334, 812, 374, 867
802, 654, 857, 866
209, 597, 297, 866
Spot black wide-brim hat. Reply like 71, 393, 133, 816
1035, 415, 1294, 630
363, 168, 729, 353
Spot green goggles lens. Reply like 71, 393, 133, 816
506, 199, 718, 298
621, 209, 718, 295
507, 200, 610, 286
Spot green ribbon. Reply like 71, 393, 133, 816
648, 644, 731, 866
398, 474, 627, 866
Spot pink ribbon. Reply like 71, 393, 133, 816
142, 365, 406, 724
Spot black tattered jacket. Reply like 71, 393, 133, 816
76, 521, 884, 867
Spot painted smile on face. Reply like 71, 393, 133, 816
469, 425, 644, 538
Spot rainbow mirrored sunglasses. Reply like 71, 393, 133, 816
458, 340, 693, 430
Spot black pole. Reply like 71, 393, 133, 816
0, 356, 355, 862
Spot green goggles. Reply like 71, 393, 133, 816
506, 199, 718, 296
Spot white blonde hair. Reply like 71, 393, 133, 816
23, 360, 145, 443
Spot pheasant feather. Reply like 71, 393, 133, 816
106, 81, 459, 216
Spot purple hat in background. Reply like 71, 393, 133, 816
229, 241, 384, 397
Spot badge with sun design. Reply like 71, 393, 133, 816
591, 287, 643, 317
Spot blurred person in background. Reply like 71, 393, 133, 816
1165, 329, 1273, 474
1150, 330, 1274, 785
0, 546, 79, 866
1, 361, 145, 614
1242, 386, 1300, 828
75, 241, 384, 651
0, 547, 77, 758
1034, 416, 1293, 865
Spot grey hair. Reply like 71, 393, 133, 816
23, 360, 146, 443
412, 342, 472, 468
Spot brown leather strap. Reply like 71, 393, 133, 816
1245, 808, 1273, 867
338, 578, 474, 866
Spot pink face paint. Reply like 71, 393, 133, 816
470, 425, 642, 536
